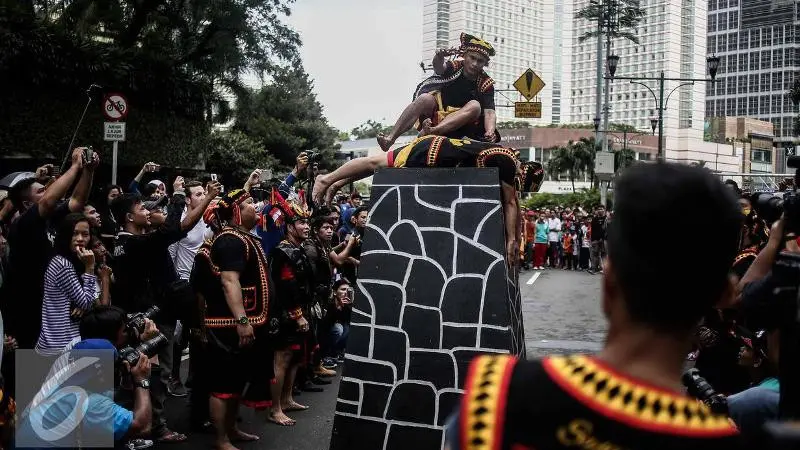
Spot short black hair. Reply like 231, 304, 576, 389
607, 163, 741, 332
110, 193, 143, 225
350, 206, 369, 223
80, 305, 126, 342
8, 177, 37, 212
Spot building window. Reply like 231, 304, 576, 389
739, 32, 749, 50
748, 96, 758, 115
752, 149, 773, 163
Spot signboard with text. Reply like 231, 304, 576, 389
514, 102, 542, 119
104, 122, 126, 141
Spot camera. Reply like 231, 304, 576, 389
118, 333, 169, 366
305, 151, 323, 163
682, 368, 728, 414
82, 146, 94, 165
750, 155, 800, 234
126, 306, 160, 338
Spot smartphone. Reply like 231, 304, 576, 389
210, 173, 218, 182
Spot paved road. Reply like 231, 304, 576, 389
160, 268, 602, 450
520, 267, 606, 359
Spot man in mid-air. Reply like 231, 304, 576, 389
377, 33, 498, 151
311, 135, 544, 263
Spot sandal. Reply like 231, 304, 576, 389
155, 430, 187, 443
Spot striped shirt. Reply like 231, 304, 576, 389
36, 256, 97, 356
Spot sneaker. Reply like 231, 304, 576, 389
167, 378, 188, 397
126, 439, 154, 450
336, 354, 346, 363
315, 365, 337, 378
322, 357, 338, 369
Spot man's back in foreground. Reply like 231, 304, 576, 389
448, 162, 747, 449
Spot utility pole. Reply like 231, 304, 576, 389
595, 17, 603, 151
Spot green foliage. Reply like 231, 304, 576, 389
233, 63, 339, 169
575, 0, 645, 44
614, 148, 636, 172
523, 190, 602, 210
205, 130, 279, 181
497, 121, 532, 129
546, 139, 597, 192
348, 119, 416, 140
0, 0, 308, 169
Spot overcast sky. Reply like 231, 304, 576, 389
285, 0, 423, 133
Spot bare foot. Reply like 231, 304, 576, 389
268, 411, 296, 426
377, 134, 394, 152
419, 118, 433, 137
311, 176, 329, 206
231, 429, 260, 442
283, 401, 309, 412
324, 186, 338, 206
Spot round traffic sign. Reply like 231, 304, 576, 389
103, 93, 128, 120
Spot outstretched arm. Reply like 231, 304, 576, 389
432, 48, 457, 75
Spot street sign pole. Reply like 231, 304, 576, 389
112, 141, 119, 185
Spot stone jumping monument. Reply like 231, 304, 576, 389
329, 167, 526, 450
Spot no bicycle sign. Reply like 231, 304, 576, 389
103, 93, 128, 121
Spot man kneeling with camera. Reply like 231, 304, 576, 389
17, 305, 167, 448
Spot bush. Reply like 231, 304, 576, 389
522, 189, 605, 210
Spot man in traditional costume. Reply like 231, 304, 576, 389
267, 194, 316, 426
377, 33, 498, 151
199, 189, 272, 450
312, 135, 544, 262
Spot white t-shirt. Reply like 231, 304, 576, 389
547, 218, 562, 242
169, 211, 210, 280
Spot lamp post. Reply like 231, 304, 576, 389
605, 54, 720, 162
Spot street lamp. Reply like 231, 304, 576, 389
650, 117, 659, 135
593, 117, 601, 131
607, 54, 619, 78
605, 54, 719, 162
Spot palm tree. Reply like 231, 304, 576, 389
575, 0, 646, 45
546, 140, 595, 192
614, 147, 636, 172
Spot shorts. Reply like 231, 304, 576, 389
206, 327, 274, 408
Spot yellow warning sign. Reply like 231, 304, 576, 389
515, 102, 542, 118
513, 69, 545, 101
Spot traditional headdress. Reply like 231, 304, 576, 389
216, 189, 251, 226
520, 161, 545, 193
202, 199, 222, 231
267, 188, 310, 228
460, 32, 496, 58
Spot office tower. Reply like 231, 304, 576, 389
705, 0, 798, 172
421, 0, 573, 123
569, 0, 708, 137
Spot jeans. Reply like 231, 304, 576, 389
590, 240, 606, 271
331, 323, 350, 355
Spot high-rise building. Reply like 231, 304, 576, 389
704, 0, 798, 172
421, 0, 573, 124
568, 0, 709, 138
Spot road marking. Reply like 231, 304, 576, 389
526, 271, 542, 285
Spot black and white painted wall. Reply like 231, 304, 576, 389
330, 168, 526, 450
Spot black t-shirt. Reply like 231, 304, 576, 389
451, 354, 744, 450
111, 228, 183, 317
591, 215, 607, 241
2, 202, 70, 346
440, 61, 496, 111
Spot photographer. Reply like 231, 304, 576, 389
109, 177, 218, 443
18, 338, 152, 447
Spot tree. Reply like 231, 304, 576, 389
348, 120, 417, 140
575, 0, 646, 45
497, 121, 532, 129
546, 140, 595, 192
205, 129, 279, 181
351, 120, 392, 140
614, 147, 636, 172
233, 63, 339, 169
